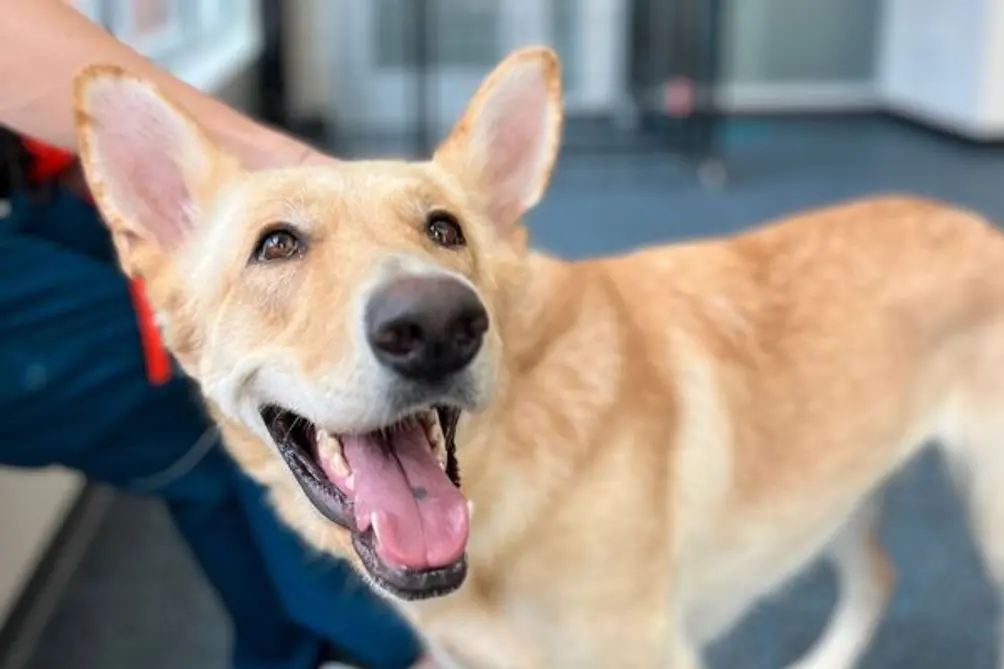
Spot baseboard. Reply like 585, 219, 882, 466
715, 81, 879, 114
881, 96, 1004, 144
633, 80, 879, 116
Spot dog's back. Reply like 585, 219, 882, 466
594, 195, 1004, 664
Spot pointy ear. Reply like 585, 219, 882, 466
74, 65, 239, 277
434, 47, 563, 238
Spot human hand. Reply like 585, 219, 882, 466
236, 131, 340, 172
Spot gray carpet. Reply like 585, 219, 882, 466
22, 495, 231, 669
21, 116, 1004, 668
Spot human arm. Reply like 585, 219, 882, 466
0, 0, 327, 169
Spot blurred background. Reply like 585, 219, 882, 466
3, 0, 1004, 667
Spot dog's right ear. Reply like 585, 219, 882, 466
74, 65, 237, 277
434, 47, 563, 239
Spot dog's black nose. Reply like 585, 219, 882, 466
365, 276, 488, 382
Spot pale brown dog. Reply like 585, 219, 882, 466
73, 47, 1004, 669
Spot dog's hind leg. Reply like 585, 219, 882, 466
785, 502, 895, 669
937, 325, 1004, 668
943, 406, 1004, 667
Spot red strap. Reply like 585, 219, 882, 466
21, 138, 77, 184
128, 277, 173, 386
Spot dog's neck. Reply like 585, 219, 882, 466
505, 251, 579, 361
454, 249, 625, 562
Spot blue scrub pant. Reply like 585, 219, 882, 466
0, 189, 423, 669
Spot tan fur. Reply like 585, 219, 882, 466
73, 49, 1004, 668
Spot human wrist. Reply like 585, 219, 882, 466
211, 114, 328, 170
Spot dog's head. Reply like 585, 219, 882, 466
73, 47, 562, 600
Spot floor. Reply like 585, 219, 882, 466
18, 115, 1004, 668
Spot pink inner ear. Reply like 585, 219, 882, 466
475, 65, 551, 223
88, 80, 199, 250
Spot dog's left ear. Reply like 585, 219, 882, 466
74, 65, 238, 278
434, 47, 563, 237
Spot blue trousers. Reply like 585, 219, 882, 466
0, 189, 423, 669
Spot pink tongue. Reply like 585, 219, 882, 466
340, 423, 469, 570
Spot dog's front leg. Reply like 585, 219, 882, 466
668, 637, 705, 669
784, 502, 894, 669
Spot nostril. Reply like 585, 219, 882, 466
450, 309, 489, 347
374, 320, 424, 357
467, 311, 489, 338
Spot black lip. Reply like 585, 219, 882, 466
276, 429, 356, 529
260, 404, 467, 597
262, 404, 355, 530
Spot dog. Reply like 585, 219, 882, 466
72, 47, 1004, 668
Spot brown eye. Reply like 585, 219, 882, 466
426, 212, 466, 248
252, 227, 305, 263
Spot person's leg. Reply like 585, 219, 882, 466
0, 208, 323, 669
236, 474, 426, 669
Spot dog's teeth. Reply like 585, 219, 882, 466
330, 451, 350, 478
425, 417, 447, 465
315, 430, 349, 477
467, 500, 475, 519
371, 512, 383, 543
314, 429, 335, 458
344, 474, 355, 491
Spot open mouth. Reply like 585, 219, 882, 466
259, 404, 469, 600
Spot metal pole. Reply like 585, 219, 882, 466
413, 0, 434, 156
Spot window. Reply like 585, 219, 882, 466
71, 0, 103, 22
76, 0, 262, 92
106, 0, 191, 66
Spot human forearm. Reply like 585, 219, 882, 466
0, 0, 320, 169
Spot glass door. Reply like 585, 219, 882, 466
328, 0, 627, 143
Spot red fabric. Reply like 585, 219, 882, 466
21, 138, 77, 184
127, 277, 173, 386
22, 137, 173, 385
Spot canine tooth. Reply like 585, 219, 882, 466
371, 512, 383, 542
315, 430, 349, 477
467, 501, 475, 519
344, 474, 355, 491
426, 417, 446, 452
314, 429, 335, 457
330, 451, 350, 478
427, 418, 445, 443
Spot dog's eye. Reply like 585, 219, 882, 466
252, 227, 305, 263
426, 212, 466, 248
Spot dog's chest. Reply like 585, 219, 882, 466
409, 592, 547, 669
